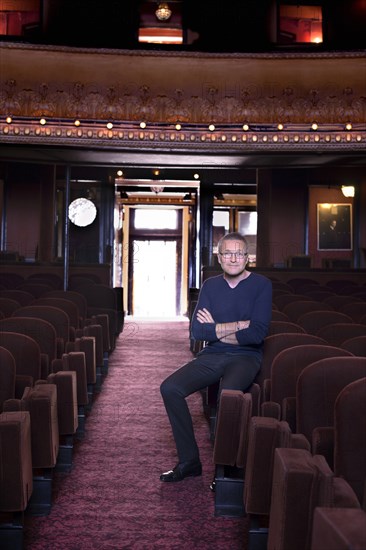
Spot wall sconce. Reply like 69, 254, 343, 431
341, 186, 355, 198
155, 2, 172, 21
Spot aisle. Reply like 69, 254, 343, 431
24, 319, 247, 549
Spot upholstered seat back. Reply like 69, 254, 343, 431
213, 389, 252, 468
255, 333, 327, 394
270, 344, 353, 407
297, 310, 353, 335
0, 410, 33, 512
334, 377, 366, 507
316, 323, 366, 347
296, 357, 366, 444
0, 332, 42, 384
0, 346, 16, 412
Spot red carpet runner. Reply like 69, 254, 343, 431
24, 319, 248, 549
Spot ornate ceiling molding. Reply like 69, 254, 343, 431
0, 43, 365, 152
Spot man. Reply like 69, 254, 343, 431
160, 232, 272, 482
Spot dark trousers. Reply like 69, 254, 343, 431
160, 352, 261, 463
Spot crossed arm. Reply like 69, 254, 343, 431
196, 307, 250, 344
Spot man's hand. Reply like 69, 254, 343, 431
196, 308, 250, 344
196, 308, 215, 324
237, 320, 250, 330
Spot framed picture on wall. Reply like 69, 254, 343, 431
317, 203, 352, 251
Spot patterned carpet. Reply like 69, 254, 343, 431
24, 319, 248, 549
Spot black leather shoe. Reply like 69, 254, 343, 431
160, 460, 202, 482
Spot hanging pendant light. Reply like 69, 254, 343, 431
155, 2, 172, 21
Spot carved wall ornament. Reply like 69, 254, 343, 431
1, 78, 365, 125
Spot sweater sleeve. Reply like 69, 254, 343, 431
236, 276, 272, 346
191, 280, 218, 343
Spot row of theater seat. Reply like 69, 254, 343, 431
189, 276, 366, 550
0, 275, 124, 550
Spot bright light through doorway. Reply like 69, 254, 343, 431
132, 240, 177, 317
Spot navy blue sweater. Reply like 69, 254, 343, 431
191, 272, 272, 359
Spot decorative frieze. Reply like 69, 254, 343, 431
0, 44, 365, 151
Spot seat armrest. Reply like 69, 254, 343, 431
261, 401, 281, 419
40, 353, 50, 379
47, 371, 78, 435
3, 398, 24, 412
15, 375, 33, 398
263, 378, 271, 402
332, 477, 361, 508
290, 432, 311, 451
312, 426, 335, 469
282, 396, 296, 433
56, 337, 65, 359
248, 382, 260, 417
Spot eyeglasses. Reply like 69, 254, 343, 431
219, 251, 248, 260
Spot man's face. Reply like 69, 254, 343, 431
217, 239, 248, 277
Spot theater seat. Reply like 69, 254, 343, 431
43, 371, 78, 472
0, 316, 57, 379
0, 329, 78, 449
82, 323, 104, 392
44, 290, 88, 328
0, 410, 33, 549
311, 508, 366, 550
323, 294, 362, 311
296, 357, 366, 461
255, 333, 327, 403
282, 300, 334, 323
267, 321, 305, 336
0, 289, 34, 306
297, 310, 353, 335
76, 283, 119, 351
0, 346, 16, 412
12, 305, 70, 358
66, 336, 97, 405
3, 384, 59, 516
52, 351, 88, 440
267, 377, 366, 550
341, 335, 366, 357
267, 448, 360, 550
0, 297, 21, 318
212, 389, 253, 517
36, 296, 80, 339
0, 332, 42, 399
333, 377, 366, 507
261, 344, 352, 431
339, 301, 366, 322
244, 356, 366, 548
270, 310, 289, 322
16, 282, 53, 298
316, 322, 366, 346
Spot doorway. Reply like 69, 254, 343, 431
124, 206, 188, 318
132, 239, 178, 317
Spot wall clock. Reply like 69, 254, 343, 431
68, 198, 97, 227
